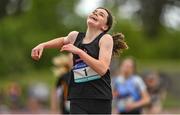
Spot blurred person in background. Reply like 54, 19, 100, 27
143, 71, 167, 114
51, 54, 71, 114
0, 88, 10, 114
26, 82, 49, 114
112, 58, 150, 114
6, 82, 22, 113
26, 97, 42, 114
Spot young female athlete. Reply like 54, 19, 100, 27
113, 58, 150, 114
31, 7, 128, 114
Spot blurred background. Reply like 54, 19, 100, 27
0, 0, 180, 114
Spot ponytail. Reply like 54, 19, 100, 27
112, 33, 128, 55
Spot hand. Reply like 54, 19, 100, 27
113, 91, 119, 97
125, 102, 138, 112
31, 44, 44, 61
61, 44, 82, 54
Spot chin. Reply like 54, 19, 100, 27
87, 21, 95, 26
87, 19, 98, 27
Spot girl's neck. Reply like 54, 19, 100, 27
85, 27, 103, 40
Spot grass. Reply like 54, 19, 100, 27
0, 68, 56, 89
163, 94, 180, 108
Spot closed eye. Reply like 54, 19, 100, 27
99, 12, 105, 17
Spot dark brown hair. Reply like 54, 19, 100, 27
97, 7, 128, 55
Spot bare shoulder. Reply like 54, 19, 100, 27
99, 34, 113, 46
68, 31, 79, 37
104, 34, 112, 39
67, 31, 79, 44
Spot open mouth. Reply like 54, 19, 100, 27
90, 16, 98, 21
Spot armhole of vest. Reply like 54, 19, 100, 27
97, 33, 106, 48
74, 32, 84, 45
97, 32, 106, 41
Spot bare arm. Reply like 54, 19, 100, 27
42, 31, 78, 49
134, 90, 150, 108
31, 31, 78, 60
41, 37, 65, 49
126, 77, 150, 111
126, 90, 150, 111
50, 89, 60, 114
79, 34, 113, 76
61, 34, 113, 76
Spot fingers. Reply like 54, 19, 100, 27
60, 45, 68, 51
38, 48, 43, 59
31, 48, 40, 61
31, 45, 45, 61
61, 44, 80, 54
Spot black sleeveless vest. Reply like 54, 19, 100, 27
67, 32, 112, 100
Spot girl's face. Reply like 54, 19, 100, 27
87, 8, 109, 31
120, 59, 135, 77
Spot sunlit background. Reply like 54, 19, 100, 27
0, 0, 180, 114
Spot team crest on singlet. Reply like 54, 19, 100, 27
73, 60, 101, 83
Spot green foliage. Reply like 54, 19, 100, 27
0, 0, 83, 75
112, 19, 180, 59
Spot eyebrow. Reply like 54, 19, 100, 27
95, 9, 106, 16
99, 11, 105, 16
94, 9, 98, 12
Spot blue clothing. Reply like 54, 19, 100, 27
113, 75, 146, 113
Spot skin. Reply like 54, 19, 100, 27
31, 8, 113, 76
115, 59, 150, 112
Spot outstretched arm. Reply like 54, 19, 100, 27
31, 31, 78, 60
61, 34, 113, 76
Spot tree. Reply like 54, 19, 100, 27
104, 0, 180, 38
0, 0, 25, 19
0, 0, 10, 19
